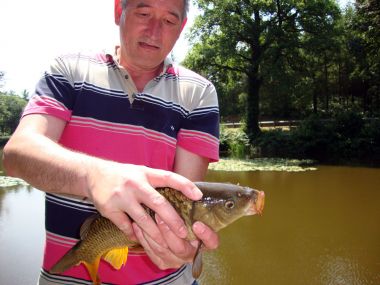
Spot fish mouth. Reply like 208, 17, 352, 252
247, 191, 265, 216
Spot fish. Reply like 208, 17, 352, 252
49, 182, 265, 284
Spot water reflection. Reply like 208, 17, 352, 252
0, 166, 379, 285
0, 185, 45, 285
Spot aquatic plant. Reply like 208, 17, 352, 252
209, 158, 317, 172
0, 176, 29, 188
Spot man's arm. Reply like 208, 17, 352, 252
132, 146, 219, 270
3, 114, 202, 245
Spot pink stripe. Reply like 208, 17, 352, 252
60, 124, 176, 170
71, 116, 176, 147
22, 96, 72, 121
179, 129, 219, 147
177, 135, 219, 163
43, 238, 177, 284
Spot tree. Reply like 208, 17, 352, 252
0, 71, 5, 89
350, 0, 380, 115
184, 0, 341, 140
0, 92, 27, 134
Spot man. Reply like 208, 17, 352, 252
3, 0, 220, 284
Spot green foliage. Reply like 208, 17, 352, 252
252, 112, 380, 165
184, 0, 344, 139
220, 125, 251, 158
184, 1, 379, 130
0, 91, 27, 135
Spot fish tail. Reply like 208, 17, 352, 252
49, 243, 81, 274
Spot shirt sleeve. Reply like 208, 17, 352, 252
177, 82, 220, 162
22, 55, 77, 121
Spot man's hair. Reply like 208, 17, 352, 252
120, 0, 189, 23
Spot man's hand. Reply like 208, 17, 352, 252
126, 146, 220, 270
86, 162, 203, 246
132, 215, 219, 270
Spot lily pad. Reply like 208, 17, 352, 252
208, 158, 317, 172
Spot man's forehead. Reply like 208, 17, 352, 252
128, 0, 184, 12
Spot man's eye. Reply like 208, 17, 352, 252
164, 17, 179, 26
165, 19, 175, 25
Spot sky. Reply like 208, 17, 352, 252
0, 0, 350, 94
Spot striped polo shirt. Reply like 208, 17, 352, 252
23, 51, 219, 285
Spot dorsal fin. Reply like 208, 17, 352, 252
102, 247, 129, 270
80, 214, 100, 239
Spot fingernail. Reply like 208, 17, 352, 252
155, 215, 164, 225
156, 215, 170, 230
178, 225, 188, 238
193, 187, 203, 200
193, 222, 205, 234
190, 240, 199, 248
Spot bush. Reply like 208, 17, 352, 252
219, 126, 250, 158
249, 112, 380, 166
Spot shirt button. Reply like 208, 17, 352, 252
124, 74, 129, 79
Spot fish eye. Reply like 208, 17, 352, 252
225, 200, 235, 209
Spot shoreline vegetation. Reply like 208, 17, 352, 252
209, 158, 317, 172
0, 157, 317, 188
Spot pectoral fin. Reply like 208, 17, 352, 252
192, 242, 203, 279
103, 246, 129, 270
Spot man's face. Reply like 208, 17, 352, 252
119, 0, 185, 70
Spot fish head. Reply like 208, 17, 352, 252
193, 182, 265, 233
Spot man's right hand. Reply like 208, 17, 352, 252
86, 161, 203, 245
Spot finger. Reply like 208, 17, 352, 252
133, 223, 182, 270
156, 215, 195, 261
192, 222, 219, 250
135, 185, 189, 239
124, 199, 168, 248
146, 168, 203, 200
106, 211, 137, 241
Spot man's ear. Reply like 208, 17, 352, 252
115, 0, 122, 26
180, 18, 188, 32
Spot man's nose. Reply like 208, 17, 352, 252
146, 18, 162, 40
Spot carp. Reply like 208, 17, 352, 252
49, 182, 265, 284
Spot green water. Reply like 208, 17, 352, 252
0, 165, 379, 284
202, 167, 380, 285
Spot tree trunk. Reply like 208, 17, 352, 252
246, 74, 261, 141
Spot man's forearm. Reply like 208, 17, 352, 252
3, 132, 93, 197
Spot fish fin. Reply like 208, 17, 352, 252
102, 246, 129, 270
83, 259, 101, 285
49, 242, 82, 274
80, 214, 100, 239
192, 242, 204, 279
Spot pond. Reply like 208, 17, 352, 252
1, 162, 379, 284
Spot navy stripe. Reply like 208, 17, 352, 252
71, 89, 185, 139
36, 73, 76, 111
74, 81, 125, 98
45, 195, 97, 238
183, 112, 220, 139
